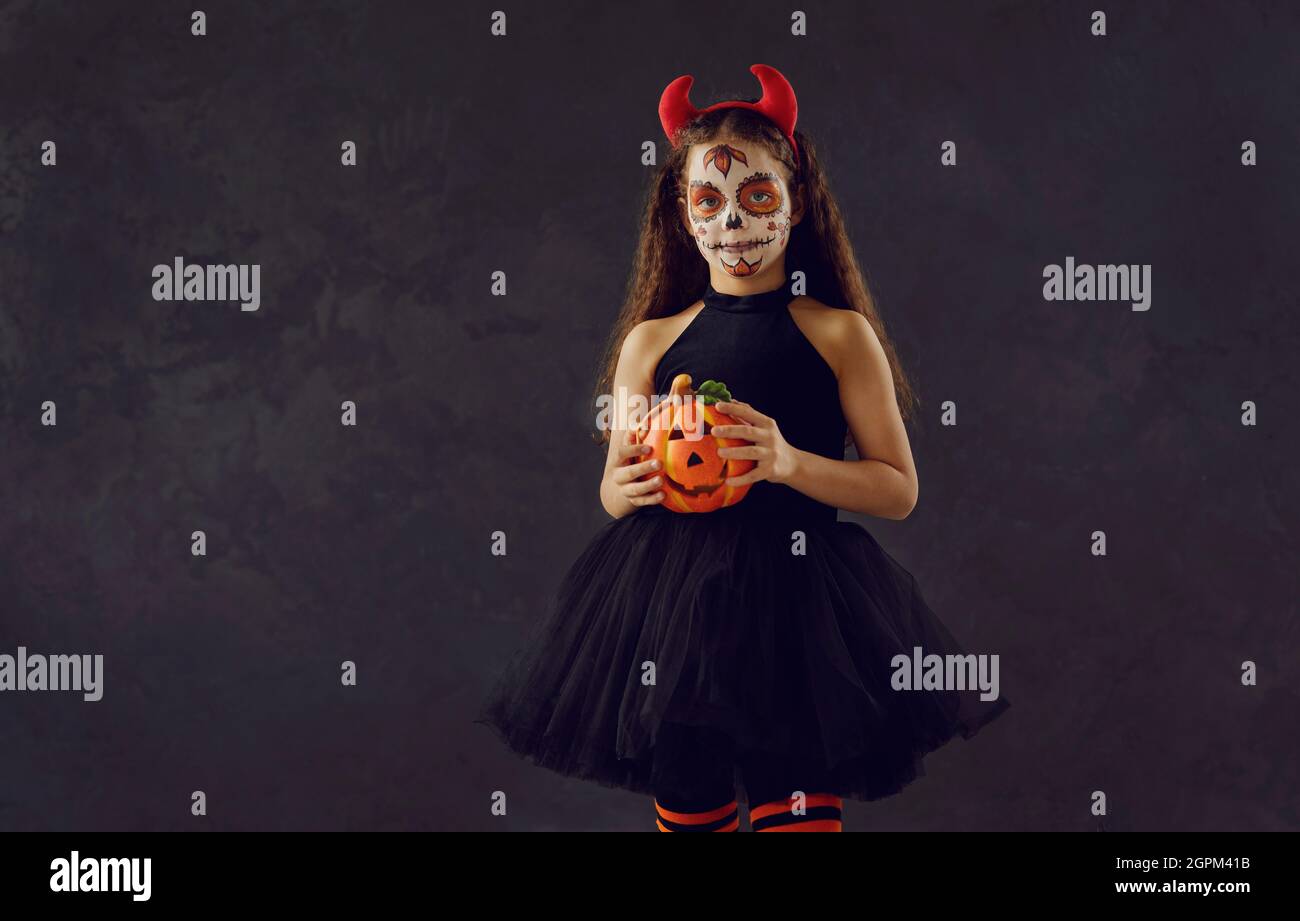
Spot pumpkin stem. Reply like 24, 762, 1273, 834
695, 379, 732, 405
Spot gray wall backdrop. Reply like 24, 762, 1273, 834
1, 0, 1296, 831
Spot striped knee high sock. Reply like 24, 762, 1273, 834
655, 799, 740, 832
750, 793, 843, 832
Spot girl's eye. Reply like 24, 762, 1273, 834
694, 195, 720, 211
740, 183, 781, 213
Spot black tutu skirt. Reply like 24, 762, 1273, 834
476, 500, 1010, 804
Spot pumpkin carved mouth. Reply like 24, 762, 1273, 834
662, 471, 723, 497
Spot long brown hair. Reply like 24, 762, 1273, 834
591, 106, 917, 445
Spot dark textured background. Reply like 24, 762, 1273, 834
1, 0, 1296, 831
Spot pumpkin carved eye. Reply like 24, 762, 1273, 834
669, 422, 711, 439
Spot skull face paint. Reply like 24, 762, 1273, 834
684, 140, 795, 278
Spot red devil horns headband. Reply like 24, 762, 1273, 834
658, 63, 800, 167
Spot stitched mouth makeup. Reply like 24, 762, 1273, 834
709, 235, 776, 253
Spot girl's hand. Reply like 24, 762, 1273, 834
610, 428, 665, 506
712, 400, 800, 487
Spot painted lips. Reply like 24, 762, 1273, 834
714, 237, 773, 253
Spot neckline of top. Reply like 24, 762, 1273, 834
702, 277, 796, 314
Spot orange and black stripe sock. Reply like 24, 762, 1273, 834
654, 798, 740, 832
749, 793, 843, 832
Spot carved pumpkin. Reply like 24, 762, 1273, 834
634, 373, 756, 513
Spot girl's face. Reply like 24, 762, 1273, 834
679, 137, 801, 280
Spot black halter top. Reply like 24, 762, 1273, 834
652, 277, 849, 524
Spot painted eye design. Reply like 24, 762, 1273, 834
691, 186, 724, 217
739, 180, 782, 215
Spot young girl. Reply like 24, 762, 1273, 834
478, 64, 1009, 832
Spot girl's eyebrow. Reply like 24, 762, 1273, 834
689, 180, 724, 193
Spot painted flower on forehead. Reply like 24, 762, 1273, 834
703, 143, 748, 178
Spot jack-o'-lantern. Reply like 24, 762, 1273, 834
634, 373, 756, 513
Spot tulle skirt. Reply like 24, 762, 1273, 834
476, 500, 1010, 804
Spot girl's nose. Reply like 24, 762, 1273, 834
725, 210, 742, 230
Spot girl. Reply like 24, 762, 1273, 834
478, 64, 1009, 832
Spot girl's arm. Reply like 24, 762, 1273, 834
716, 307, 919, 520
599, 322, 666, 519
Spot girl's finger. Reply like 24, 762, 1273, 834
617, 440, 652, 461
732, 400, 773, 425
714, 400, 771, 426
630, 491, 665, 506
717, 446, 767, 461
623, 476, 663, 496
725, 468, 766, 487
710, 424, 764, 441
613, 458, 660, 483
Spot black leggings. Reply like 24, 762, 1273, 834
650, 722, 843, 832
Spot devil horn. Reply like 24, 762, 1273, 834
749, 63, 798, 141
748, 64, 795, 140
658, 74, 701, 148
